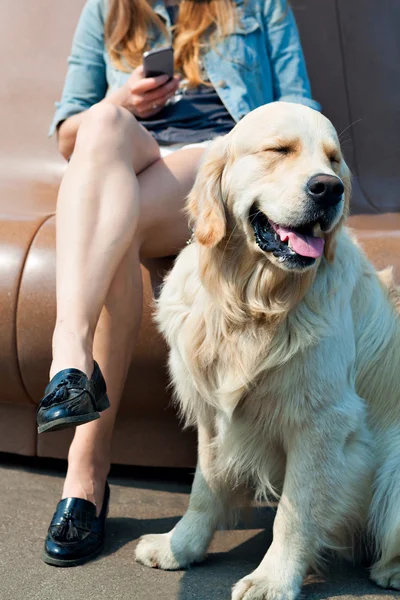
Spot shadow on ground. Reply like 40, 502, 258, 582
103, 505, 397, 600
1, 453, 399, 600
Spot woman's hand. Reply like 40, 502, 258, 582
112, 65, 180, 119
58, 67, 180, 159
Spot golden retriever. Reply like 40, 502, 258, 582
135, 102, 400, 599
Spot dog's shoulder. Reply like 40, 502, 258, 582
332, 226, 365, 282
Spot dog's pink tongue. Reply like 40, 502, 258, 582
274, 225, 325, 258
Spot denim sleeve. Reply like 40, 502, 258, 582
48, 0, 108, 136
263, 0, 321, 111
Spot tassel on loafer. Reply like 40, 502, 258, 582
43, 482, 110, 567
37, 361, 110, 434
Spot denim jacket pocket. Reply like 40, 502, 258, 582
221, 15, 262, 72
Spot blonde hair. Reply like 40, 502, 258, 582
105, 0, 236, 87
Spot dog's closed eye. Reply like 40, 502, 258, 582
255, 146, 292, 158
270, 146, 291, 155
328, 154, 341, 165
262, 141, 299, 156
324, 143, 341, 166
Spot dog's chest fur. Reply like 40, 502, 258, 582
158, 240, 359, 439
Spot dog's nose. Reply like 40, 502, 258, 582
306, 174, 344, 206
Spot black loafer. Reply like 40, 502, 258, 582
43, 481, 110, 567
37, 361, 110, 434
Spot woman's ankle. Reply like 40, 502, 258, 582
63, 445, 111, 512
50, 337, 94, 379
62, 468, 109, 514
50, 322, 94, 379
50, 356, 94, 380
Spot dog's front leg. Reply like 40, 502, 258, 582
233, 405, 372, 600
136, 421, 236, 570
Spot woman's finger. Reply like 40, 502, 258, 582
132, 73, 179, 116
143, 90, 177, 113
133, 99, 163, 118
138, 93, 176, 118
132, 80, 178, 115
133, 74, 170, 94
143, 79, 179, 104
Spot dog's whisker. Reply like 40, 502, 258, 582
338, 119, 362, 140
340, 137, 353, 149
222, 222, 239, 262
249, 214, 258, 226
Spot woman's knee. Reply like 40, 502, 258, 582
75, 104, 136, 158
75, 103, 160, 170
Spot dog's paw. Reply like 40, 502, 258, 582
232, 575, 300, 600
371, 559, 400, 590
135, 533, 182, 570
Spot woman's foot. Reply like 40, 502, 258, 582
42, 440, 111, 567
36, 361, 110, 434
43, 481, 110, 567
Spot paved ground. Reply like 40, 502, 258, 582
0, 454, 398, 600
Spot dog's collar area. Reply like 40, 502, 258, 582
249, 205, 317, 269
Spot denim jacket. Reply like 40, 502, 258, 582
49, 0, 320, 136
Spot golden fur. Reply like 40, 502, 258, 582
135, 103, 400, 598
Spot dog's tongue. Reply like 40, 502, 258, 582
272, 223, 325, 258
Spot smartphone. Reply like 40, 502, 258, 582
143, 47, 174, 79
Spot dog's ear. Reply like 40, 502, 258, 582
186, 136, 229, 248
324, 158, 352, 263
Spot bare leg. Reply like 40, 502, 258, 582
61, 242, 143, 510
50, 103, 204, 510
51, 104, 158, 378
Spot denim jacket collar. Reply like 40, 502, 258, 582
150, 0, 172, 45
152, 0, 170, 23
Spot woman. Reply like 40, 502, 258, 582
40, 0, 320, 567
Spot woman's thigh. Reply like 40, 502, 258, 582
137, 147, 205, 259
74, 103, 204, 258
79, 105, 205, 258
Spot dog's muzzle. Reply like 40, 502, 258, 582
249, 205, 327, 270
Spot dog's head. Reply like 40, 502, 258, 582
188, 102, 351, 273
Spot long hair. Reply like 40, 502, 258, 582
105, 0, 236, 86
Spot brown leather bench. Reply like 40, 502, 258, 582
0, 0, 398, 467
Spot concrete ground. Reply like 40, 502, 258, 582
0, 454, 398, 600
